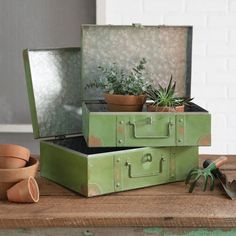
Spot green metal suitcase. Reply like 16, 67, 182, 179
81, 25, 211, 148
41, 136, 198, 197
23, 47, 199, 197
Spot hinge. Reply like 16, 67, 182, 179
132, 23, 143, 28
55, 135, 66, 140
117, 116, 126, 146
176, 115, 185, 146
114, 156, 122, 192
169, 151, 176, 181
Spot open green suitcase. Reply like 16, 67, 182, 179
23, 47, 198, 197
81, 25, 211, 147
23, 25, 207, 197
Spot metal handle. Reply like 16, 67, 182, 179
126, 156, 164, 178
129, 118, 172, 139
203, 159, 224, 179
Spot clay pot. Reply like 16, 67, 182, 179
0, 144, 30, 168
146, 104, 185, 112
7, 177, 39, 203
104, 93, 146, 112
0, 156, 39, 200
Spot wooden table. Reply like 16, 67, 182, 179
0, 155, 236, 235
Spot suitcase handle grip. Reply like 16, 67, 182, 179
129, 119, 172, 139
126, 156, 165, 178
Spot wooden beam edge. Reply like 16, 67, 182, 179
1, 217, 236, 229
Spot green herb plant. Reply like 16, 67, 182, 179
85, 58, 152, 96
146, 75, 193, 108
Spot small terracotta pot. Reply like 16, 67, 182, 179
0, 156, 39, 200
0, 144, 30, 168
146, 104, 185, 112
104, 93, 146, 112
7, 177, 39, 203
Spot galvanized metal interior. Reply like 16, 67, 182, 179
81, 25, 192, 101
23, 48, 82, 139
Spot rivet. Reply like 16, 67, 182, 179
178, 139, 182, 142
116, 183, 120, 187
119, 120, 124, 124
116, 158, 120, 163
83, 230, 93, 236
179, 118, 183, 122
119, 139, 123, 143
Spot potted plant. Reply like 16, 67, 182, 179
85, 58, 152, 112
146, 76, 193, 112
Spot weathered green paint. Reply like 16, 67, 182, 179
144, 227, 236, 236
40, 140, 88, 195
181, 114, 211, 146
40, 136, 198, 197
89, 114, 117, 147
83, 102, 211, 148
2, 228, 236, 236
87, 154, 114, 195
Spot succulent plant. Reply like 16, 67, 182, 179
85, 58, 152, 96
146, 75, 193, 107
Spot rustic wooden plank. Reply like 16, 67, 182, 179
221, 171, 236, 184
0, 193, 236, 228
38, 176, 76, 196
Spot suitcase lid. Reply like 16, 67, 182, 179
81, 24, 192, 101
23, 48, 82, 139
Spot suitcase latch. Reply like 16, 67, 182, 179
125, 155, 165, 178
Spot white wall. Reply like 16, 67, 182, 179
96, 0, 236, 155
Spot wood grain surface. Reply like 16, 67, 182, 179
0, 155, 236, 229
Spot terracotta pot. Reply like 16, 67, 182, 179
0, 144, 30, 168
7, 177, 39, 203
0, 156, 39, 200
104, 93, 147, 112
146, 104, 185, 112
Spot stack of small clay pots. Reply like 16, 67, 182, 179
0, 144, 39, 203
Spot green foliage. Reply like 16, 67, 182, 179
146, 75, 193, 107
85, 58, 152, 95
